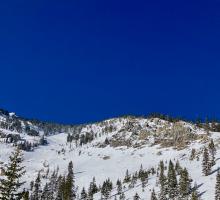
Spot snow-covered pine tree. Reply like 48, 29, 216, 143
133, 193, 140, 200
119, 192, 125, 200
167, 160, 178, 199
22, 190, 29, 200
56, 175, 66, 200
209, 139, 216, 166
32, 172, 42, 200
190, 149, 196, 161
66, 161, 76, 199
101, 180, 111, 200
175, 160, 182, 175
179, 168, 191, 197
158, 161, 167, 200
138, 164, 144, 178
151, 189, 158, 200
0, 148, 26, 200
215, 171, 220, 200
159, 161, 167, 191
191, 190, 199, 200
159, 189, 167, 200
81, 187, 87, 200
129, 175, 136, 189
41, 183, 49, 200
124, 169, 131, 183
202, 147, 211, 176
116, 179, 122, 195
190, 182, 199, 200
47, 169, 58, 200
88, 177, 98, 199
30, 181, 34, 191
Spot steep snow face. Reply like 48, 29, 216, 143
0, 114, 217, 199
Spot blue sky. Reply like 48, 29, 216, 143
0, 0, 220, 124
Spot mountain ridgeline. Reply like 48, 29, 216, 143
0, 107, 220, 152
1, 108, 220, 199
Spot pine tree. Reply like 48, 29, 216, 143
22, 190, 29, 200
30, 181, 34, 191
88, 177, 98, 199
202, 147, 211, 176
159, 161, 167, 191
215, 171, 220, 200
190, 149, 196, 161
158, 161, 167, 200
159, 189, 167, 200
47, 169, 58, 200
175, 160, 182, 175
167, 160, 178, 199
116, 179, 122, 195
179, 168, 191, 197
133, 193, 140, 200
41, 183, 49, 200
0, 148, 26, 200
56, 175, 66, 200
138, 164, 144, 178
81, 187, 87, 200
190, 182, 199, 200
119, 193, 125, 200
124, 169, 131, 183
101, 180, 110, 200
191, 190, 199, 200
66, 161, 75, 199
151, 189, 158, 200
209, 139, 216, 166
32, 172, 41, 200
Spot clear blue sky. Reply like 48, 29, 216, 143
0, 0, 220, 124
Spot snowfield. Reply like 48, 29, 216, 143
0, 115, 219, 199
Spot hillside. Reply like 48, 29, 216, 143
0, 109, 219, 199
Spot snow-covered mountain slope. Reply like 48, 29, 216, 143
0, 109, 219, 199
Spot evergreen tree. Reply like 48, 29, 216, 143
151, 189, 158, 200
175, 160, 182, 175
191, 191, 199, 200
66, 161, 75, 200
0, 148, 26, 200
138, 164, 144, 179
167, 160, 178, 199
30, 181, 34, 191
190, 182, 199, 200
215, 171, 220, 200
179, 168, 191, 197
209, 139, 216, 166
190, 149, 196, 161
22, 190, 29, 200
159, 189, 167, 200
124, 169, 131, 183
101, 180, 111, 200
202, 147, 211, 176
47, 169, 59, 200
159, 161, 167, 191
41, 183, 49, 200
81, 187, 87, 200
141, 174, 147, 191
133, 193, 140, 200
129, 175, 136, 189
116, 179, 122, 195
32, 172, 41, 200
88, 177, 98, 199
119, 193, 125, 200
56, 176, 66, 200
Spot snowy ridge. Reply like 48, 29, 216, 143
0, 110, 218, 199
